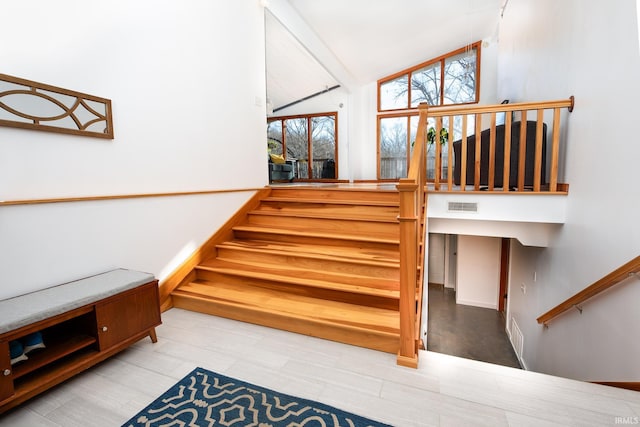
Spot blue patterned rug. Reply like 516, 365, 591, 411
123, 367, 391, 427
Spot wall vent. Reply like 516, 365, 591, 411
447, 201, 478, 213
510, 318, 524, 360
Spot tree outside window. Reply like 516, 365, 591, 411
377, 42, 480, 180
268, 113, 338, 180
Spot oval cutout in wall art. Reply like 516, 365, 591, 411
0, 73, 113, 139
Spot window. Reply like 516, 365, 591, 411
267, 112, 338, 180
377, 42, 481, 111
378, 114, 419, 180
377, 42, 481, 179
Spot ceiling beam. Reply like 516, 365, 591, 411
264, 0, 358, 91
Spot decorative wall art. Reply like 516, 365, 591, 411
0, 73, 113, 139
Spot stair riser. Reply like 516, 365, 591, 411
215, 247, 399, 279
258, 201, 399, 219
246, 215, 399, 236
233, 230, 399, 251
193, 271, 399, 310
269, 188, 399, 203
171, 293, 400, 353
197, 264, 398, 293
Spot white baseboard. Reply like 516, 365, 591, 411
455, 298, 498, 310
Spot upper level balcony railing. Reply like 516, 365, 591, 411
421, 97, 574, 193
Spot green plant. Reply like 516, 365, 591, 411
427, 126, 449, 145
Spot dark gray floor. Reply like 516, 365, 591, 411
427, 283, 521, 369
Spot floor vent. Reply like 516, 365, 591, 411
448, 202, 478, 213
510, 318, 524, 360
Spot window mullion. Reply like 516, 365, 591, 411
307, 116, 313, 179
282, 119, 287, 159
439, 59, 445, 105
408, 71, 412, 110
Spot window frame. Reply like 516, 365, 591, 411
267, 111, 338, 181
377, 41, 482, 112
376, 112, 419, 181
376, 42, 481, 180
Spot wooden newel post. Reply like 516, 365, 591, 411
396, 178, 419, 368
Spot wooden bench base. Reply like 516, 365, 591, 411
0, 274, 161, 414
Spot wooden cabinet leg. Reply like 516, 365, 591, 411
149, 328, 158, 343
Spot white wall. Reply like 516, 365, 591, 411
498, 0, 640, 381
456, 235, 501, 309
444, 234, 457, 289
427, 233, 445, 284
349, 83, 379, 180
506, 239, 542, 370
0, 1, 267, 299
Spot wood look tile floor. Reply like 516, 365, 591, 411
1, 308, 638, 426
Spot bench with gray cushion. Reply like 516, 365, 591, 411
0, 268, 161, 414
0, 268, 155, 335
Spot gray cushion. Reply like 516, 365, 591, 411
0, 269, 155, 335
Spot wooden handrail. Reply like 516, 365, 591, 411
424, 97, 574, 193
424, 97, 574, 117
537, 256, 640, 325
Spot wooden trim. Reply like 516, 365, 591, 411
488, 112, 497, 191
376, 116, 381, 179
434, 118, 442, 190
502, 112, 512, 193
158, 187, 272, 308
474, 41, 482, 103
460, 114, 468, 191
447, 115, 454, 190
426, 98, 574, 117
395, 103, 429, 368
534, 110, 544, 192
592, 382, 640, 392
518, 110, 528, 191
334, 112, 339, 179
397, 179, 419, 367
0, 188, 262, 206
499, 238, 510, 312
537, 256, 640, 325
474, 115, 481, 190
549, 108, 561, 191
426, 188, 569, 196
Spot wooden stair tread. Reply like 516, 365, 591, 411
174, 281, 399, 334
195, 260, 399, 298
249, 209, 398, 223
263, 196, 399, 207
216, 239, 399, 265
232, 225, 399, 244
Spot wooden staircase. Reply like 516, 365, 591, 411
170, 186, 402, 353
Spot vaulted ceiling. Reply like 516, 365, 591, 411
266, 0, 503, 111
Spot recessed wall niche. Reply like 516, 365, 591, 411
0, 73, 113, 139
